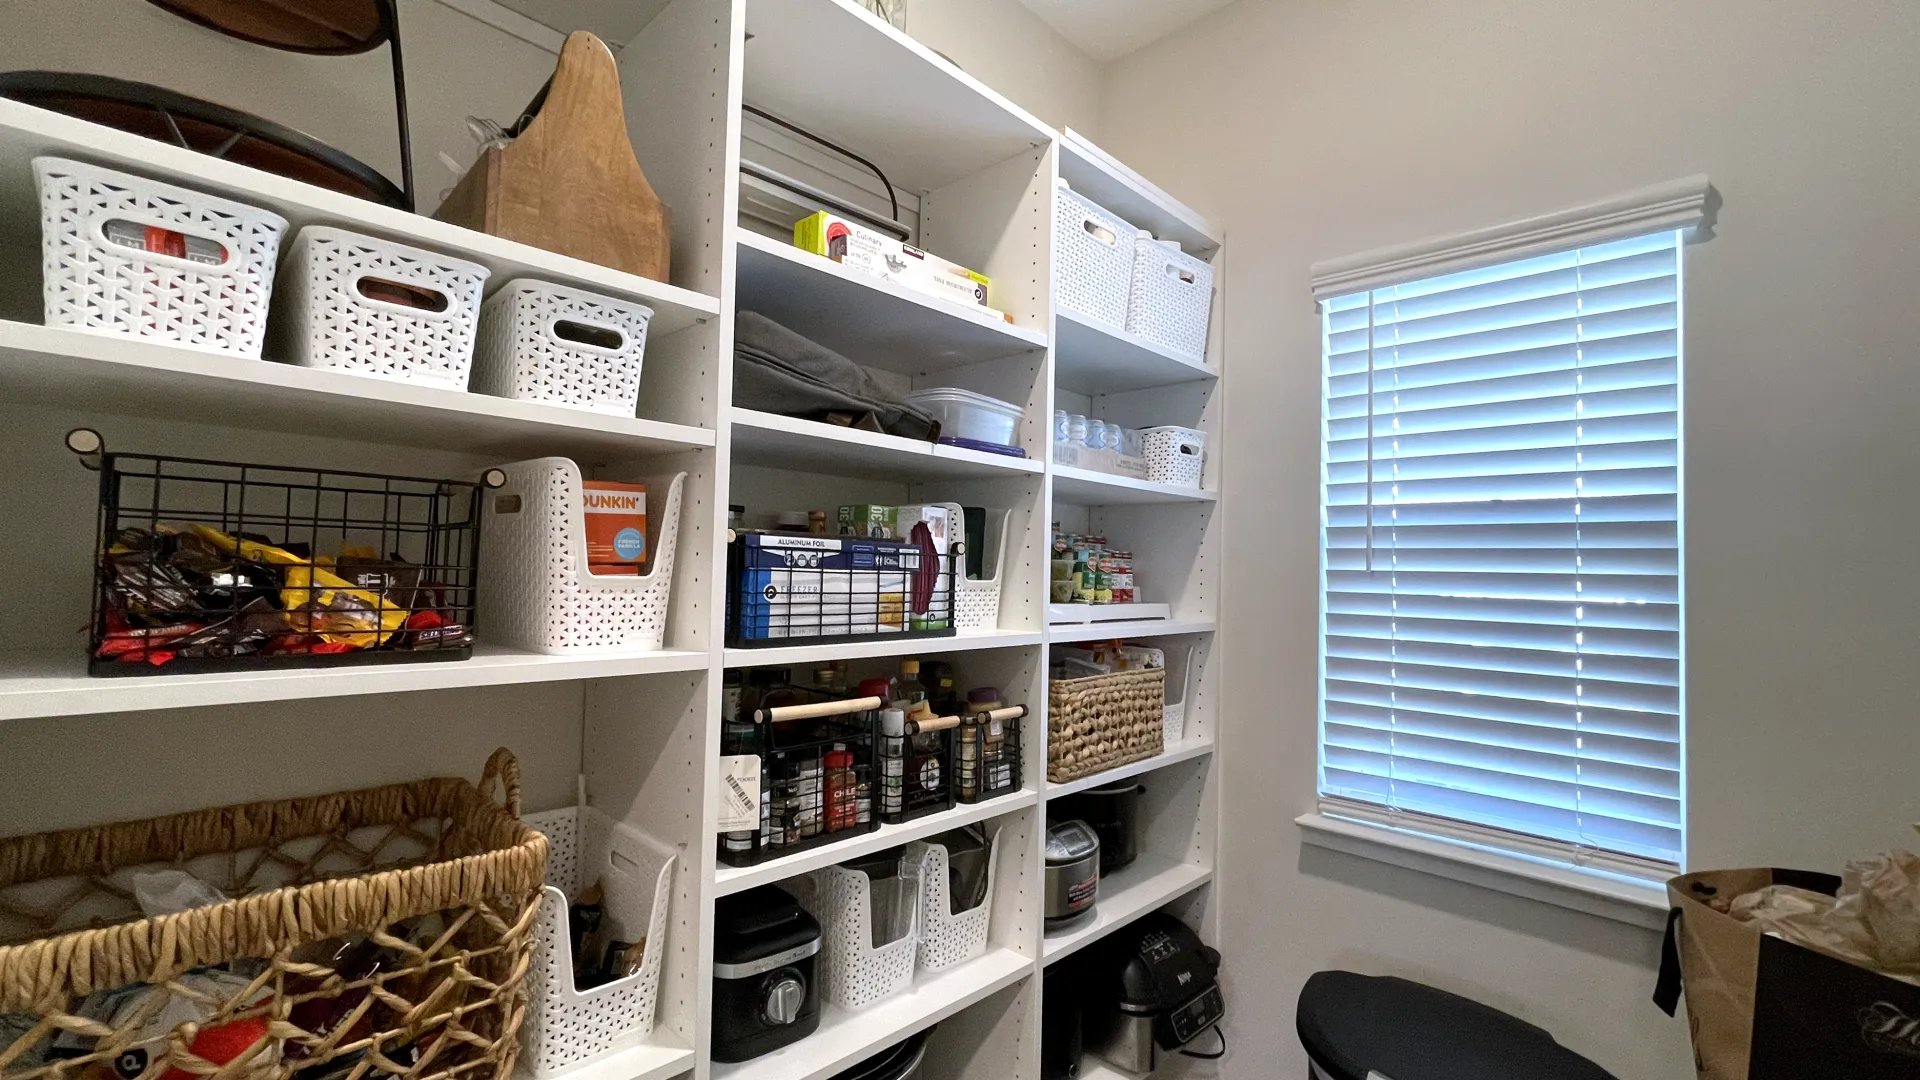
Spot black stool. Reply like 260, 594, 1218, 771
1296, 971, 1618, 1080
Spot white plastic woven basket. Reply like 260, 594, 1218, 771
519, 807, 675, 1078
1142, 426, 1206, 488
905, 829, 997, 973
274, 225, 489, 388
1126, 238, 1215, 362
938, 503, 1013, 633
34, 156, 288, 359
791, 861, 920, 1011
472, 279, 653, 415
1052, 179, 1135, 330
1163, 643, 1197, 746
479, 459, 685, 653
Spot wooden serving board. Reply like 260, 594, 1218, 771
436, 30, 671, 283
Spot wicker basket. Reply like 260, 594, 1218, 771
0, 749, 547, 1080
1047, 667, 1167, 783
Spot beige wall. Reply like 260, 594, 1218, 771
0, 0, 561, 213
907, 0, 1099, 135
1098, 0, 1920, 1076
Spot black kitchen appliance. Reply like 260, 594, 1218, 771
1041, 962, 1086, 1080
1051, 781, 1143, 876
1084, 913, 1225, 1074
711, 884, 822, 1063
1043, 819, 1100, 931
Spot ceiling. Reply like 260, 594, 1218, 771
1013, 0, 1240, 61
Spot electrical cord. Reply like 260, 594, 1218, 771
1179, 1025, 1227, 1061
743, 102, 900, 222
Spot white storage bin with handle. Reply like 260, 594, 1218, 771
1052, 178, 1136, 330
934, 502, 1014, 633
479, 458, 686, 652
471, 278, 654, 416
1163, 643, 1198, 745
1142, 425, 1206, 488
1126, 237, 1215, 363
789, 858, 920, 1011
273, 225, 489, 389
905, 828, 998, 973
906, 387, 1026, 450
33, 156, 288, 359
519, 806, 676, 1078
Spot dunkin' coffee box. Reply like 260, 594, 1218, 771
582, 480, 648, 571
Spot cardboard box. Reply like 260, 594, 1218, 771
837, 504, 897, 539
794, 211, 999, 314
582, 480, 647, 569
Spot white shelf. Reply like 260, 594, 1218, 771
723, 629, 1042, 669
0, 645, 711, 722
712, 948, 1033, 1080
1053, 309, 1218, 396
741, 0, 1053, 193
729, 408, 1040, 481
0, 321, 716, 460
526, 1042, 695, 1080
0, 101, 721, 336
1053, 466, 1217, 506
713, 789, 1037, 896
1075, 1059, 1145, 1080
1045, 740, 1215, 801
1059, 130, 1220, 257
734, 232, 1047, 375
1048, 619, 1216, 644
1042, 857, 1213, 966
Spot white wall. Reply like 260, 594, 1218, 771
1097, 0, 1920, 1076
0, 0, 562, 213
907, 0, 1099, 135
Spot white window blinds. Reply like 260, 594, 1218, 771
1319, 229, 1684, 869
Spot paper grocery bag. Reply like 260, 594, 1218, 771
1656, 867, 1920, 1079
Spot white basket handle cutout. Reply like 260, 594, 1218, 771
94, 215, 235, 273
547, 317, 627, 354
1162, 261, 1200, 285
1082, 216, 1119, 247
1176, 439, 1203, 456
354, 273, 456, 318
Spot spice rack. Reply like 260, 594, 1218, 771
0, 3, 1222, 1080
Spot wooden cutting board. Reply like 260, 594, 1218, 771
436, 30, 671, 283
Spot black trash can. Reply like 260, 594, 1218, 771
1297, 971, 1617, 1080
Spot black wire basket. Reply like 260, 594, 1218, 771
726, 529, 960, 648
71, 429, 499, 676
718, 688, 881, 867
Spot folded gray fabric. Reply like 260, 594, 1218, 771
733, 311, 939, 440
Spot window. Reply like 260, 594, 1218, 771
1317, 220, 1688, 873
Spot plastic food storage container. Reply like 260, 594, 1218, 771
905, 387, 1025, 449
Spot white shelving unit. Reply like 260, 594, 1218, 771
0, 4, 1222, 1080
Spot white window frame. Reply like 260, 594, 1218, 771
1299, 176, 1716, 927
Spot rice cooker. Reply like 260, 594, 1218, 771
1043, 819, 1101, 931
711, 884, 822, 1063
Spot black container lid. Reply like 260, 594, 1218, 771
713, 884, 820, 964
1296, 971, 1617, 1080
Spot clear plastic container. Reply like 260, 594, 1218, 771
906, 387, 1026, 448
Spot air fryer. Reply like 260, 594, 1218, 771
1084, 912, 1225, 1074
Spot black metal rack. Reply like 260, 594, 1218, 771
719, 687, 881, 867
726, 529, 960, 648
70, 429, 497, 676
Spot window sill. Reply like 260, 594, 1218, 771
1295, 811, 1672, 930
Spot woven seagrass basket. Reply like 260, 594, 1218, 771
1047, 666, 1167, 783
0, 749, 546, 1080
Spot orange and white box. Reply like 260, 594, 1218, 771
582, 480, 647, 573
